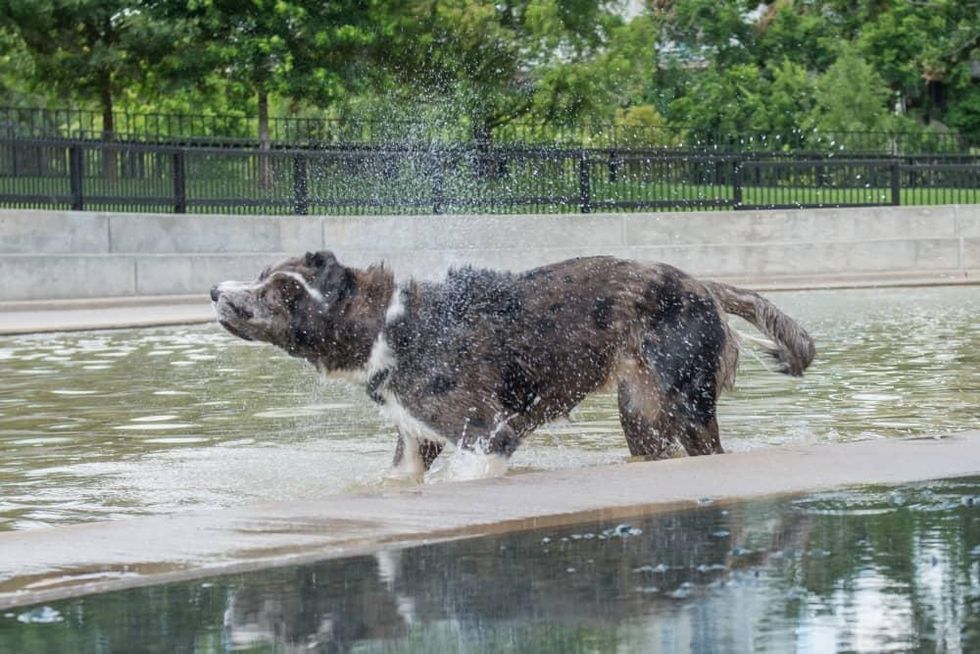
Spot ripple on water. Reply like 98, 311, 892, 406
143, 437, 210, 445
253, 403, 355, 419
130, 415, 181, 423
9, 437, 75, 447
112, 423, 196, 432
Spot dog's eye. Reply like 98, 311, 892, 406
270, 280, 303, 309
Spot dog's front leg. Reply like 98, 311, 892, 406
453, 419, 520, 478
387, 430, 445, 482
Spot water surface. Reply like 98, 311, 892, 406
0, 286, 977, 529
3, 476, 980, 652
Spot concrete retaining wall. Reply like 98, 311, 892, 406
0, 206, 977, 301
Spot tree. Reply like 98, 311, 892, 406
379, 0, 621, 141
667, 63, 770, 134
763, 58, 816, 137
650, 0, 757, 69
806, 49, 897, 133
0, 28, 52, 110
0, 0, 188, 139
180, 0, 382, 183
754, 0, 839, 72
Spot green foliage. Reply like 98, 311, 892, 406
0, 27, 49, 107
0, 0, 193, 126
668, 63, 770, 133
755, 1, 839, 71
377, 0, 622, 134
946, 85, 980, 136
0, 0, 976, 145
765, 59, 816, 135
807, 49, 897, 133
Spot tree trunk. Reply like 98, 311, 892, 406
258, 86, 272, 190
473, 118, 498, 179
100, 78, 117, 182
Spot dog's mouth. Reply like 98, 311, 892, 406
218, 319, 254, 341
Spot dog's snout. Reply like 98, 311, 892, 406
210, 285, 221, 302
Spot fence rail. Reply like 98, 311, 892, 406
1, 138, 978, 215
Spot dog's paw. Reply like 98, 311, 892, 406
381, 468, 425, 487
428, 449, 509, 482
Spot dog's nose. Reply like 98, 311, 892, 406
210, 286, 221, 302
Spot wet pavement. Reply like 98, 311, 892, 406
1, 430, 979, 612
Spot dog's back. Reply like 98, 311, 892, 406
384, 256, 760, 457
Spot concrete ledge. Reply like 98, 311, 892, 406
1, 431, 979, 610
1, 205, 978, 301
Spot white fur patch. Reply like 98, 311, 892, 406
277, 271, 325, 304
216, 271, 325, 305
385, 285, 406, 322
386, 432, 426, 481
368, 285, 449, 460
375, 377, 448, 446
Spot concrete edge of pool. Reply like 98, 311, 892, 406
1, 430, 979, 611
1, 269, 977, 335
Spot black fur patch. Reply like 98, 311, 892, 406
592, 297, 613, 330
428, 374, 456, 396
367, 369, 390, 404
436, 267, 525, 326
644, 290, 725, 426
498, 360, 538, 414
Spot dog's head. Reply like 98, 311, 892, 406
211, 251, 357, 358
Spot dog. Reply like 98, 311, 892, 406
211, 252, 814, 478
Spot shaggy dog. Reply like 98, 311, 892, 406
212, 252, 814, 477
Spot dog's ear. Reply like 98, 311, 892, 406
305, 251, 337, 270
308, 251, 356, 302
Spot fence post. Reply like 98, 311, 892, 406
172, 151, 186, 213
890, 160, 901, 206
608, 149, 618, 183
432, 153, 445, 215
732, 157, 743, 209
292, 154, 308, 215
578, 150, 591, 213
69, 144, 84, 211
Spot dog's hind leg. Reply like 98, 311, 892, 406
617, 370, 679, 459
617, 371, 723, 458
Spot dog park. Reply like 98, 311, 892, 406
2, 1, 980, 651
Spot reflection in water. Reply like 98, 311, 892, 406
0, 286, 978, 529
3, 478, 980, 652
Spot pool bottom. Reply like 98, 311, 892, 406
3, 476, 980, 653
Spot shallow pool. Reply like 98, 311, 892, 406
0, 286, 977, 529
3, 476, 980, 652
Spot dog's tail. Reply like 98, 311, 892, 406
705, 281, 815, 376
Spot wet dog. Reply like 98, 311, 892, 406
212, 253, 814, 478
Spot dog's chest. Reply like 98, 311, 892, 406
365, 327, 448, 445
374, 384, 448, 444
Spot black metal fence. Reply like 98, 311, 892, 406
1, 137, 978, 215
1, 106, 973, 153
